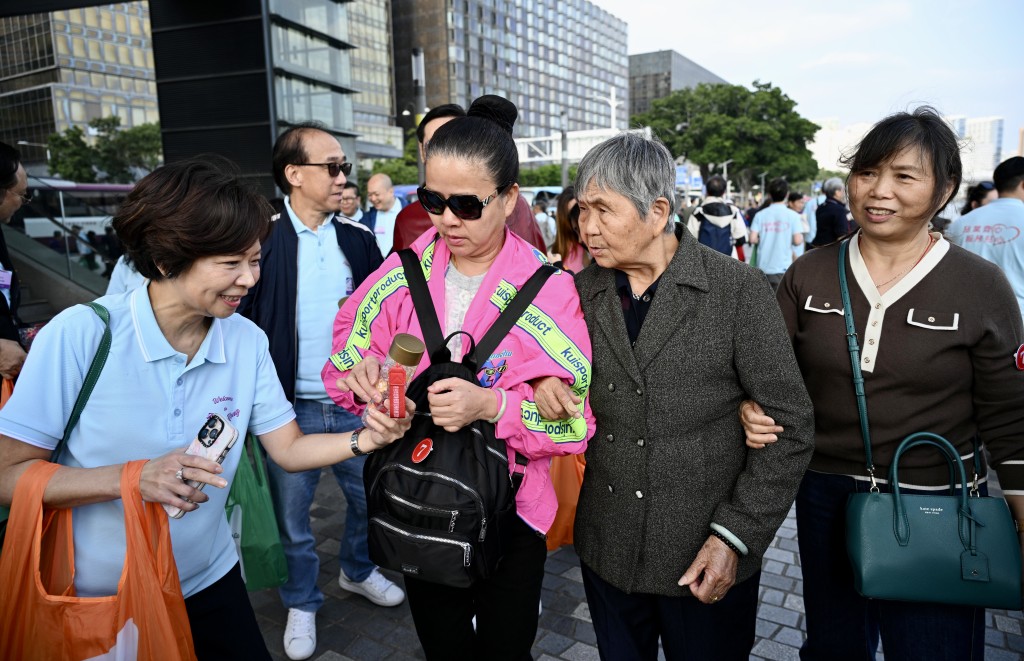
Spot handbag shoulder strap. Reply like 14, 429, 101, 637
468, 263, 557, 372
837, 240, 876, 484
53, 302, 112, 462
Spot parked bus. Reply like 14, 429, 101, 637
16, 177, 134, 240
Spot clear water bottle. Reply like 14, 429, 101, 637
362, 333, 425, 422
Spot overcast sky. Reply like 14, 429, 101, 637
594, 0, 1023, 158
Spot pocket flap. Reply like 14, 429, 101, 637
907, 308, 959, 331
804, 295, 844, 315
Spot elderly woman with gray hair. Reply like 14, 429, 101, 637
532, 132, 814, 660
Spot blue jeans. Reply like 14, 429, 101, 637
266, 399, 374, 612
796, 469, 986, 661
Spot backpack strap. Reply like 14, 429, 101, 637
466, 263, 558, 373
398, 246, 448, 361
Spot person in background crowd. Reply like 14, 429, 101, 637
946, 157, 1024, 323
392, 104, 467, 252
0, 141, 26, 380
533, 197, 556, 247
0, 155, 413, 661
47, 230, 66, 254
362, 173, 403, 256
237, 121, 396, 661
742, 107, 1024, 661
812, 177, 854, 247
787, 191, 812, 259
958, 180, 997, 217
749, 178, 804, 290
323, 94, 594, 660
686, 174, 747, 257
547, 185, 590, 273
339, 182, 363, 223
532, 131, 813, 661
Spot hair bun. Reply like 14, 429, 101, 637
467, 95, 517, 135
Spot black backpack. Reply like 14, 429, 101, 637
363, 247, 556, 588
693, 201, 740, 255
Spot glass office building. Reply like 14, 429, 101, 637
0, 2, 158, 169
348, 0, 404, 162
629, 50, 727, 117
393, 0, 629, 138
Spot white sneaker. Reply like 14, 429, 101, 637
283, 608, 316, 661
338, 567, 406, 607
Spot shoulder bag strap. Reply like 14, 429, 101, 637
468, 264, 558, 372
837, 240, 878, 488
398, 247, 447, 360
52, 302, 111, 463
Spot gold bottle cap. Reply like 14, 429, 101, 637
389, 333, 425, 367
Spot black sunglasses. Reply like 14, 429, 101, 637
417, 186, 506, 221
295, 161, 352, 178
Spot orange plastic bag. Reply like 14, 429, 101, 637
546, 454, 586, 551
0, 460, 197, 660
0, 377, 13, 410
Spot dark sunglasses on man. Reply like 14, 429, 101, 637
294, 161, 352, 178
417, 184, 509, 221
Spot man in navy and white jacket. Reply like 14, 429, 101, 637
238, 121, 396, 661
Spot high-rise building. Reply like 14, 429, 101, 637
808, 118, 871, 171
947, 116, 1003, 181
348, 0, 404, 162
0, 2, 158, 170
392, 0, 629, 139
628, 50, 727, 117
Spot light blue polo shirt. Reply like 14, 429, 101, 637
285, 197, 355, 402
0, 285, 295, 598
751, 203, 804, 275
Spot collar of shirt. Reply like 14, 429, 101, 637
129, 286, 225, 366
614, 269, 661, 345
284, 196, 332, 234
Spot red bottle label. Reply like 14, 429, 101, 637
388, 365, 406, 418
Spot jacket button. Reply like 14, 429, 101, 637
635, 490, 644, 499
637, 438, 645, 447
608, 383, 615, 392
606, 434, 614, 442
636, 388, 643, 396
608, 484, 614, 493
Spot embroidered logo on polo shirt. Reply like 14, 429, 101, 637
1014, 344, 1024, 371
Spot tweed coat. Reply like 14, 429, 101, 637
573, 226, 814, 596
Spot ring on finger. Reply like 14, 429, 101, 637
710, 595, 719, 603
175, 467, 185, 481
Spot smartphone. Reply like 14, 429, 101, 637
164, 414, 239, 519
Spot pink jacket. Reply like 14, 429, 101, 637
323, 229, 595, 533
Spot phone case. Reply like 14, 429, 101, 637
164, 415, 240, 519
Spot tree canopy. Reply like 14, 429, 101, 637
631, 81, 819, 195
47, 116, 162, 183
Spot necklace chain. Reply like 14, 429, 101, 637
873, 235, 936, 289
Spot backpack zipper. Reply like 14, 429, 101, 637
384, 488, 460, 533
373, 464, 489, 542
371, 516, 472, 567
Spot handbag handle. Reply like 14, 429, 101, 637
888, 433, 977, 555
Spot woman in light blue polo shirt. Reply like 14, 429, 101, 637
0, 156, 412, 661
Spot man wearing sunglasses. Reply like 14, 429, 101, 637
338, 182, 363, 223
238, 122, 400, 661
0, 141, 26, 381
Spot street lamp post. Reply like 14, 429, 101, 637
411, 48, 427, 184
759, 171, 769, 201
719, 159, 734, 199
590, 88, 622, 131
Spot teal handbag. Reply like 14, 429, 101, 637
838, 240, 1022, 609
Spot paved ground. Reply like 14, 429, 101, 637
250, 469, 1024, 660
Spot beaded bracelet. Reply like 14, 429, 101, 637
710, 529, 742, 557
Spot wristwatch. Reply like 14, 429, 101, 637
350, 427, 372, 456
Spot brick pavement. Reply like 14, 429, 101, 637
251, 469, 1024, 660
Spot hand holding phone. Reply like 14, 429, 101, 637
164, 414, 239, 519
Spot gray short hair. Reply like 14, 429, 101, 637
575, 132, 677, 233
822, 177, 844, 198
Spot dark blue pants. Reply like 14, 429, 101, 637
580, 561, 759, 660
184, 563, 271, 660
796, 470, 986, 661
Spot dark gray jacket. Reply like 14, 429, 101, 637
573, 227, 814, 596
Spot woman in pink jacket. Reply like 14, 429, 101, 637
322, 95, 595, 659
